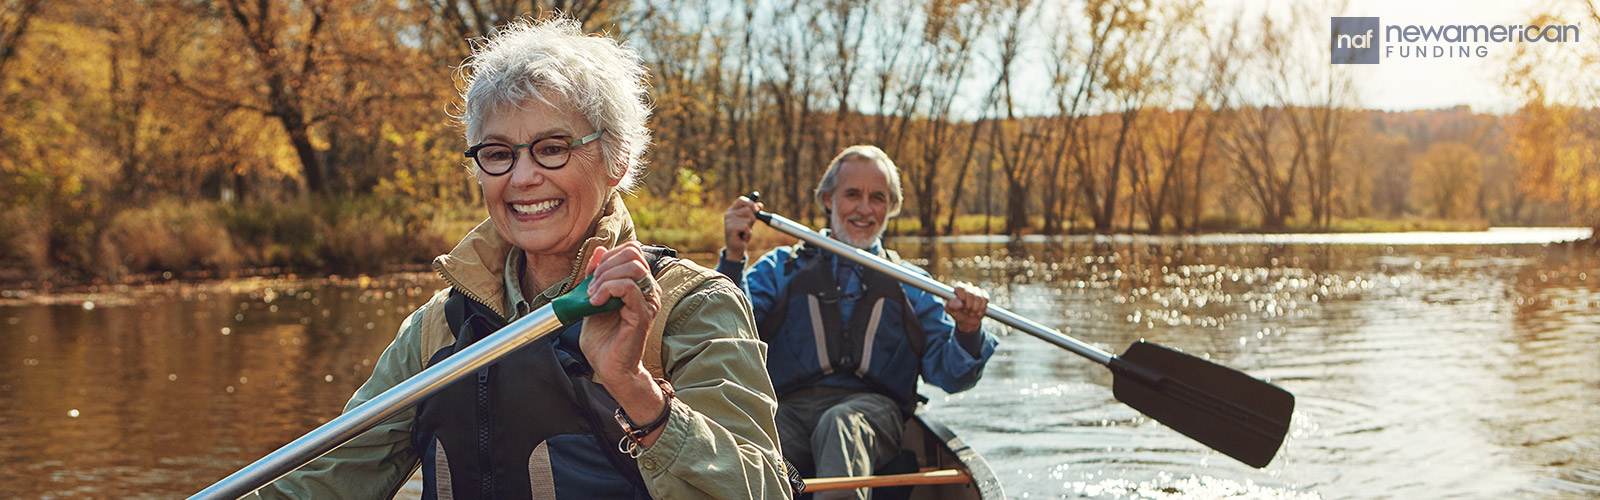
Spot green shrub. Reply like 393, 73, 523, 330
317, 197, 455, 272
631, 190, 726, 253
217, 199, 323, 267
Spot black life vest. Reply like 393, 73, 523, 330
411, 247, 677, 500
756, 242, 927, 408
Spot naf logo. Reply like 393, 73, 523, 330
1331, 17, 1381, 64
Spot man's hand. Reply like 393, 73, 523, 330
722, 195, 765, 261
946, 284, 989, 334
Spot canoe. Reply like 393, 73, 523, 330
394, 411, 1005, 500
803, 411, 1006, 500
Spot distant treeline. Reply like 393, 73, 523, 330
2, 0, 1597, 281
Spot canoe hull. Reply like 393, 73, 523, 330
893, 412, 1006, 500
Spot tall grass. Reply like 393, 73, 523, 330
214, 197, 458, 273
0, 206, 51, 279
79, 196, 466, 279
3, 187, 1508, 284
105, 199, 243, 274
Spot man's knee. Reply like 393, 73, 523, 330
819, 395, 903, 443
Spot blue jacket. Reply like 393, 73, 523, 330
718, 238, 996, 403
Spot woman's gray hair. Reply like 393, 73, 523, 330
813, 145, 903, 217
457, 16, 651, 193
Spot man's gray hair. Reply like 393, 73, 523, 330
814, 145, 904, 217
457, 17, 651, 193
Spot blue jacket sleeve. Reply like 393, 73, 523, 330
903, 266, 997, 394
724, 248, 788, 326
714, 250, 746, 289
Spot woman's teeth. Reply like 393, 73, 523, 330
511, 199, 561, 215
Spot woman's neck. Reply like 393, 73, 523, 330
519, 194, 612, 296
521, 248, 581, 297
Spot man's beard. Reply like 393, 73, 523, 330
831, 212, 885, 249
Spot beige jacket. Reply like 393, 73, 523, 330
252, 194, 789, 499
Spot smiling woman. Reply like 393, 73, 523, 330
232, 16, 789, 500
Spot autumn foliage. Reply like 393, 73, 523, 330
1, 0, 1596, 281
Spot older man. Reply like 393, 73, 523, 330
718, 145, 997, 500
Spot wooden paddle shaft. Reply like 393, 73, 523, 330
756, 210, 1116, 366
804, 469, 972, 492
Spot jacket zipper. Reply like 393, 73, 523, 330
477, 367, 492, 498
434, 261, 509, 319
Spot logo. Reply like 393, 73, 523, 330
1332, 17, 1381, 64
1332, 16, 1581, 64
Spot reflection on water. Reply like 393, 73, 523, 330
0, 274, 443, 499
903, 234, 1600, 499
3, 230, 1599, 499
921, 226, 1593, 246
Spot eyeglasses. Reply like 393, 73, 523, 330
463, 129, 605, 175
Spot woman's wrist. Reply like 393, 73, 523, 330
611, 371, 672, 451
611, 369, 667, 425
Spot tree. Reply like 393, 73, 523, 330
1411, 142, 1482, 219
901, 0, 989, 237
976, 0, 1034, 237
1122, 0, 1200, 234
1502, 3, 1600, 236
1183, 10, 1241, 233
0, 0, 44, 79
1299, 1, 1354, 229
822, 0, 870, 153
762, 0, 824, 221
1219, 14, 1303, 232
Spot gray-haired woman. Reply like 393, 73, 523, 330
248, 17, 788, 499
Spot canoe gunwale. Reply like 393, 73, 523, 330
907, 411, 1007, 500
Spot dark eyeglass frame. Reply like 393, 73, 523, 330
463, 129, 605, 175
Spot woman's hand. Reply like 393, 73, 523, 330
580, 241, 668, 446
722, 195, 764, 260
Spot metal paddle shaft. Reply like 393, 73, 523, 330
191, 275, 622, 500
751, 205, 1294, 468
754, 210, 1115, 365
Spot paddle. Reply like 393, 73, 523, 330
190, 275, 626, 500
744, 193, 1294, 468
804, 469, 971, 492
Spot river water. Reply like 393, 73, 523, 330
3, 228, 1597, 499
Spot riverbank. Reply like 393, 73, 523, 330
0, 191, 1585, 291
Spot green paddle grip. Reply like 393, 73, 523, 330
550, 274, 623, 326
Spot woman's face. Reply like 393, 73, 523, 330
475, 98, 618, 260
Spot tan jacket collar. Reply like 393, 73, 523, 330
432, 192, 636, 318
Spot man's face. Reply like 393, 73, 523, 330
823, 158, 892, 249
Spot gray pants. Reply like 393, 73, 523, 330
776, 388, 906, 500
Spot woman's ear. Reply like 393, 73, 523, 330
607, 165, 624, 188
606, 148, 628, 188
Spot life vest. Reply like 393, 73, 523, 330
758, 242, 927, 407
412, 247, 687, 500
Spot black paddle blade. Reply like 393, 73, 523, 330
1109, 341, 1293, 468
